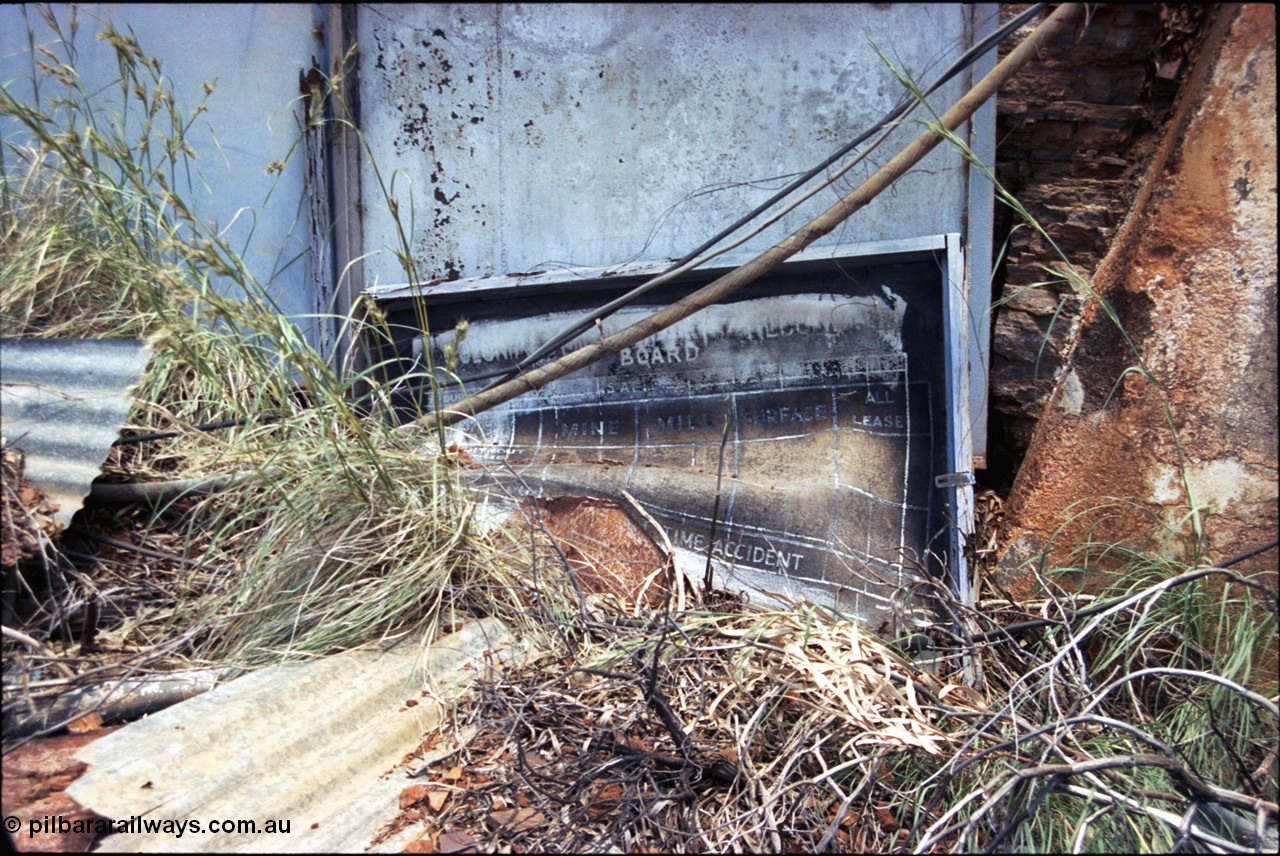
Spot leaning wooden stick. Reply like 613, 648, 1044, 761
424, 3, 1083, 432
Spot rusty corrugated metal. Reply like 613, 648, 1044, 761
0, 338, 153, 527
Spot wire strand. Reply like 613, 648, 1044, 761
447, 4, 1047, 392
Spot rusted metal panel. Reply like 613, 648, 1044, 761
0, 338, 152, 528
999, 4, 1279, 583
376, 237, 973, 629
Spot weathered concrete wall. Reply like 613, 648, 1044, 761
987, 4, 1207, 488
998, 4, 1277, 581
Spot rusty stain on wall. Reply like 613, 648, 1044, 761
998, 4, 1278, 585
517, 496, 670, 610
988, 4, 1208, 487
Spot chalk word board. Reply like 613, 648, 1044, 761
371, 236, 973, 627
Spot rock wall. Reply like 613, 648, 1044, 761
998, 4, 1277, 581
988, 4, 1208, 488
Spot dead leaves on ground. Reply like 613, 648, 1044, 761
1, 443, 64, 568
378, 604, 987, 852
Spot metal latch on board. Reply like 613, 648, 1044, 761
934, 471, 976, 489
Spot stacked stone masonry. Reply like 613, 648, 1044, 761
988, 3, 1207, 487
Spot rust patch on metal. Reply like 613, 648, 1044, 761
1002, 5, 1278, 577
518, 496, 669, 609
1, 728, 120, 852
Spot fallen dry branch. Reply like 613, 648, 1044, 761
377, 534, 1278, 854
381, 603, 987, 852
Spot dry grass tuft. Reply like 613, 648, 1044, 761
0, 162, 166, 339
1, 7, 539, 744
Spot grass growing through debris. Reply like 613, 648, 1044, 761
826, 44, 1277, 853
907, 557, 1277, 853
386, 545, 1275, 852
0, 160, 163, 340
0, 5, 549, 702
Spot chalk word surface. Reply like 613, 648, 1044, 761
416, 265, 948, 624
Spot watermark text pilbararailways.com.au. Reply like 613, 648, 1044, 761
8, 813, 293, 841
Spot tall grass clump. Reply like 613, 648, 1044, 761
0, 158, 164, 339
1, 6, 544, 671
889, 545, 1278, 854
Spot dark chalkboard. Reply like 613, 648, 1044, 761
373, 239, 972, 630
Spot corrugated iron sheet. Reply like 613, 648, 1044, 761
0, 338, 153, 527
66, 618, 529, 853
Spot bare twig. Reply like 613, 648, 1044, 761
702, 414, 731, 596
